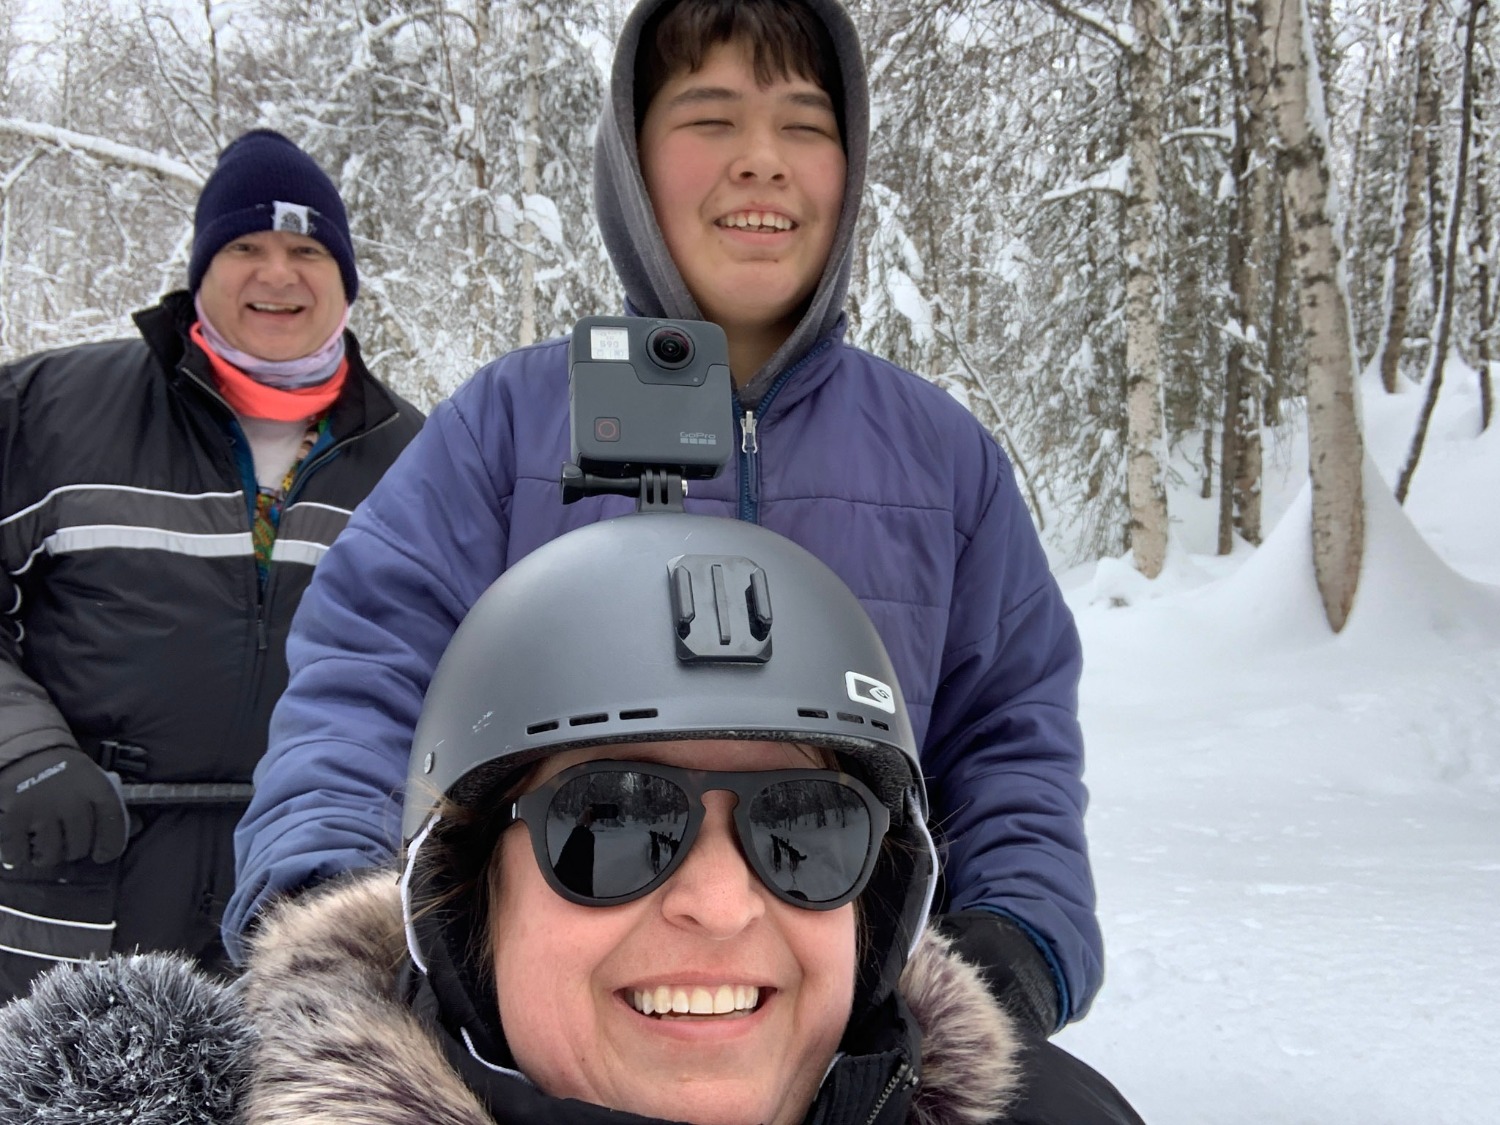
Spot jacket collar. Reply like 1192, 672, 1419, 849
243, 873, 1021, 1125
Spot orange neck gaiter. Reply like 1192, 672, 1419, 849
191, 322, 348, 423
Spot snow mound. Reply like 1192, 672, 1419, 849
1071, 533, 1224, 609
1197, 454, 1500, 651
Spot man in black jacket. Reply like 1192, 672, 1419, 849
0, 129, 424, 1000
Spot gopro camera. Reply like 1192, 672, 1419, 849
567, 316, 734, 483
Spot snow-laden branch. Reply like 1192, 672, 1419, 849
1032, 0, 1137, 53
1163, 125, 1235, 147
0, 147, 42, 194
1041, 155, 1130, 203
0, 119, 203, 189
367, 7, 479, 46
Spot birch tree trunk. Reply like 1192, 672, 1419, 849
1471, 2, 1496, 433
1476, 129, 1496, 428
516, 4, 543, 348
1254, 0, 1366, 632
1264, 200, 1293, 426
0, 150, 43, 354
1374, 0, 1437, 395
1396, 0, 1483, 501
1123, 0, 1170, 578
1219, 0, 1269, 554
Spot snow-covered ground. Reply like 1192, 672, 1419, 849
1052, 366, 1500, 1124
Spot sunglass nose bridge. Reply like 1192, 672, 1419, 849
667, 554, 773, 664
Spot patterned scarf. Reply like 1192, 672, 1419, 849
251, 419, 327, 585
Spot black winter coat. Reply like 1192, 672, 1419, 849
0, 293, 423, 995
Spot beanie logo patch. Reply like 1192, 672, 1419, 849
272, 201, 311, 235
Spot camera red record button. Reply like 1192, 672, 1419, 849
594, 417, 621, 442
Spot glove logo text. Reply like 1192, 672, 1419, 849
15, 760, 67, 793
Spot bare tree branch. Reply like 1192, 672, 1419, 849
1031, 0, 1137, 53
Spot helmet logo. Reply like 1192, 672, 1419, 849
846, 671, 896, 714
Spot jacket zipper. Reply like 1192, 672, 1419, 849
179, 359, 401, 743
734, 339, 832, 524
863, 1061, 917, 1125
261, 409, 401, 642
175, 362, 266, 770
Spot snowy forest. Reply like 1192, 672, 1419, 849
4, 4, 1498, 1117
0, 0, 1494, 602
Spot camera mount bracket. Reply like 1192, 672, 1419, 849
560, 462, 687, 511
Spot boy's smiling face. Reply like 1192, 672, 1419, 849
638, 40, 845, 363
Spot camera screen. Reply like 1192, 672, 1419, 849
590, 326, 631, 362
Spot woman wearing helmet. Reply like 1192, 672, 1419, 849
0, 514, 1141, 1125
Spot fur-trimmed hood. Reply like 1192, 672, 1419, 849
243, 874, 1020, 1124
0, 873, 1021, 1124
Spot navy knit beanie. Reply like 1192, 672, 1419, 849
189, 129, 358, 301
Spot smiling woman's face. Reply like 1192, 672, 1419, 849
489, 739, 857, 1125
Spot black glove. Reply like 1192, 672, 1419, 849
934, 910, 1062, 1036
0, 747, 129, 870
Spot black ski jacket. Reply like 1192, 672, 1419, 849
0, 291, 423, 995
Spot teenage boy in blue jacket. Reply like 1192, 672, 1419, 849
229, 0, 1105, 1056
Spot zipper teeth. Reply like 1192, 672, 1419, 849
735, 338, 834, 524
863, 1061, 915, 1125
283, 409, 400, 506
178, 362, 234, 414
753, 336, 832, 421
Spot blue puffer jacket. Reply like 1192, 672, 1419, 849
225, 320, 1101, 1021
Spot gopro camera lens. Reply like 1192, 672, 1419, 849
646, 326, 694, 370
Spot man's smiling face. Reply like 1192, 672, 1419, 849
196, 229, 346, 361
638, 40, 846, 351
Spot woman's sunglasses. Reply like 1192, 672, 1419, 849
500, 760, 891, 911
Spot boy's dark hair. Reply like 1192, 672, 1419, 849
635, 0, 845, 141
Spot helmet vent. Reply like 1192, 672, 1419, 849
619, 708, 659, 721
798, 708, 829, 719
526, 720, 560, 735
836, 712, 866, 725
871, 719, 890, 731
568, 712, 610, 727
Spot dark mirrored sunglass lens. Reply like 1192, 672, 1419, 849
747, 779, 871, 903
545, 772, 691, 899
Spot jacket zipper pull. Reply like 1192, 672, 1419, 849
256, 618, 269, 652
741, 410, 758, 454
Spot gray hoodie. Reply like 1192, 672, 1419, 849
592, 0, 870, 409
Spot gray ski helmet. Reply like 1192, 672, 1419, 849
400, 512, 937, 1026
403, 512, 925, 842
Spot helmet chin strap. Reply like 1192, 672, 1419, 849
906, 790, 939, 960
400, 813, 441, 976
